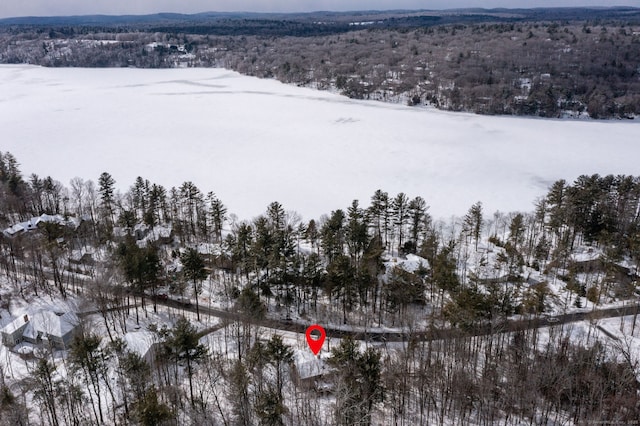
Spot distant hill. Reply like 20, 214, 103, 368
1, 7, 639, 35
1, 7, 639, 118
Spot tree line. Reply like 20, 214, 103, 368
1, 150, 640, 424
1, 19, 640, 118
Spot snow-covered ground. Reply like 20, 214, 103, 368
2, 64, 639, 221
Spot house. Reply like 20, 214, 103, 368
292, 352, 334, 392
152, 225, 173, 245
124, 330, 159, 365
2, 220, 35, 237
1, 310, 79, 350
2, 214, 79, 238
137, 225, 174, 247
1, 314, 30, 347
113, 224, 173, 247
69, 247, 95, 265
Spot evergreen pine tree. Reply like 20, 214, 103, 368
181, 247, 208, 321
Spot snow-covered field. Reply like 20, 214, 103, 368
2, 64, 639, 221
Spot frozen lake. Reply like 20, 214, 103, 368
2, 64, 639, 221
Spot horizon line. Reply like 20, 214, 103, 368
1, 5, 637, 21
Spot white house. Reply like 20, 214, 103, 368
2, 214, 79, 238
1, 310, 79, 349
124, 330, 159, 365
0, 314, 31, 347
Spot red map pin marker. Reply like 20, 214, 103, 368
305, 324, 326, 356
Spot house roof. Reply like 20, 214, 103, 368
70, 247, 95, 262
3, 222, 26, 237
1, 314, 29, 335
151, 226, 172, 240
123, 330, 157, 357
2, 214, 79, 237
294, 351, 329, 380
22, 310, 79, 339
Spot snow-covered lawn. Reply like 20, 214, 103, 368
2, 65, 639, 221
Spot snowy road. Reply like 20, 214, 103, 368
151, 295, 640, 342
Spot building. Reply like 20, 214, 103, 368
124, 330, 159, 365
1, 310, 79, 350
292, 352, 334, 392
0, 314, 30, 347
2, 214, 80, 238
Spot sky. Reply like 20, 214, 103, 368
1, 0, 639, 19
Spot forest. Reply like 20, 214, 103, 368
1, 149, 640, 425
1, 8, 640, 118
